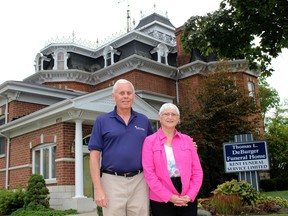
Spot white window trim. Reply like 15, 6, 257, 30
151, 43, 169, 65
34, 53, 51, 72
103, 46, 116, 67
32, 143, 56, 181
248, 81, 256, 98
52, 48, 70, 70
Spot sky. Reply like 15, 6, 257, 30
0, 0, 287, 102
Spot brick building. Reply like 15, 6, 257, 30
0, 12, 260, 212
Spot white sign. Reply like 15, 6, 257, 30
223, 141, 269, 173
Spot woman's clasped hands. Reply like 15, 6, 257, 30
169, 194, 191, 207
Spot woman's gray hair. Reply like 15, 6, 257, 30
112, 79, 135, 93
159, 103, 180, 116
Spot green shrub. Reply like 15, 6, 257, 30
212, 179, 260, 206
24, 174, 50, 210
260, 179, 277, 191
10, 208, 78, 216
258, 194, 288, 208
260, 178, 288, 191
275, 178, 288, 190
0, 186, 25, 215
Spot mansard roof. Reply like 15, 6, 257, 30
135, 13, 175, 29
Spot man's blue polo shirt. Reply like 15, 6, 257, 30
88, 106, 154, 172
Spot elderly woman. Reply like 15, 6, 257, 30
142, 103, 203, 216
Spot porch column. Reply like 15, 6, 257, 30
74, 119, 85, 198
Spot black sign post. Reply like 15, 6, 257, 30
223, 134, 269, 191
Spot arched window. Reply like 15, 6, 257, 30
57, 52, 64, 70
103, 46, 115, 67
151, 43, 169, 65
52, 48, 69, 70
248, 81, 255, 98
34, 53, 50, 72
35, 53, 43, 72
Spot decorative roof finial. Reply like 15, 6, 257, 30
72, 31, 75, 43
153, 2, 156, 12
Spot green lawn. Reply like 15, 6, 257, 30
261, 190, 288, 199
256, 214, 288, 216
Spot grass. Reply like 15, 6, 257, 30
256, 190, 288, 216
255, 214, 288, 216
261, 190, 288, 200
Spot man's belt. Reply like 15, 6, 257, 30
101, 169, 143, 177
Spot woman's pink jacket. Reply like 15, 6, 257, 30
142, 127, 203, 203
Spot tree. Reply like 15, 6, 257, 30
24, 174, 50, 210
265, 103, 288, 178
258, 76, 280, 126
181, 0, 288, 77
178, 68, 261, 195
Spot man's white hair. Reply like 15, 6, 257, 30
112, 79, 135, 93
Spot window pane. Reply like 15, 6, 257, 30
35, 150, 40, 174
43, 148, 49, 179
57, 61, 64, 70
0, 137, 4, 154
57, 52, 65, 70
51, 146, 56, 178
57, 52, 64, 60
248, 81, 255, 97
0, 118, 5, 126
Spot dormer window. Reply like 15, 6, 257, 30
151, 43, 169, 65
52, 48, 69, 70
34, 53, 50, 72
103, 46, 115, 67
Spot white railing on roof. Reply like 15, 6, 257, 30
44, 28, 128, 50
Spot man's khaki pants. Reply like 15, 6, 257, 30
101, 172, 149, 216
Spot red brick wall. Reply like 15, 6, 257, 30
6, 122, 93, 189
94, 70, 177, 98
178, 74, 205, 111
175, 26, 191, 67
178, 72, 263, 136
44, 82, 95, 93
7, 101, 47, 122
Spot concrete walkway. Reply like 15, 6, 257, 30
69, 210, 98, 216
69, 208, 211, 216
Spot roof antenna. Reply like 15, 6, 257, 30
114, 0, 132, 32
127, 1, 131, 32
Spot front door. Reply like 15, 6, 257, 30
83, 153, 93, 198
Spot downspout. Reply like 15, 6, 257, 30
0, 133, 10, 189
175, 69, 180, 104
0, 95, 10, 189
